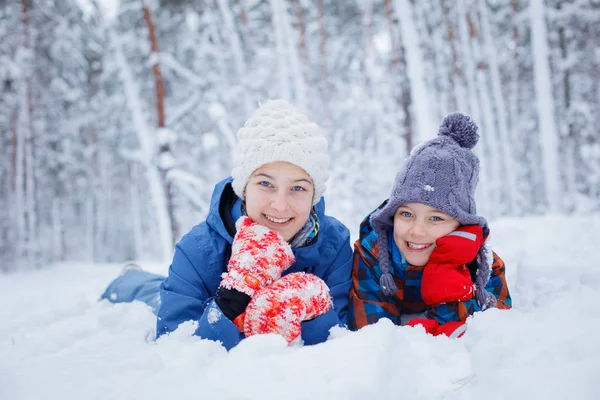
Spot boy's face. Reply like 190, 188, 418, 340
244, 161, 314, 242
392, 202, 460, 267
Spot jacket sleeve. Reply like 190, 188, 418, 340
156, 231, 243, 350
300, 225, 353, 345
347, 243, 401, 330
484, 251, 512, 309
424, 251, 512, 323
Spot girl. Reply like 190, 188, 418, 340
347, 113, 511, 337
101, 100, 353, 349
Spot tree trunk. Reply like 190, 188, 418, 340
441, 0, 463, 111
130, 162, 144, 259
270, 0, 306, 107
291, 0, 311, 109
463, 1, 502, 215
384, 0, 413, 154
317, 0, 328, 92
455, 0, 491, 216
291, 0, 308, 62
270, 0, 292, 101
110, 25, 174, 262
477, 0, 518, 213
11, 110, 18, 192
142, 3, 179, 248
394, 0, 435, 142
20, 0, 38, 267
317, 0, 331, 119
556, 1, 576, 211
142, 4, 165, 128
216, 0, 252, 115
530, 0, 561, 212
236, 0, 248, 25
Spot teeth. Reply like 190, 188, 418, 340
265, 215, 291, 224
407, 242, 429, 249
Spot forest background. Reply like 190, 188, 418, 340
1, 0, 599, 270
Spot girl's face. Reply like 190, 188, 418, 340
392, 202, 460, 267
244, 161, 314, 242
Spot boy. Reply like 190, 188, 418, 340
348, 113, 511, 337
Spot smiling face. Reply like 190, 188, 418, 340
392, 202, 460, 266
244, 161, 314, 242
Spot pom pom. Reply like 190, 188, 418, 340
438, 113, 479, 149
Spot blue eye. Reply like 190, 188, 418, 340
292, 185, 306, 192
400, 211, 412, 218
259, 181, 272, 188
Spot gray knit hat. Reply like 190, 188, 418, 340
371, 113, 494, 309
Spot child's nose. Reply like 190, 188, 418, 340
409, 220, 427, 237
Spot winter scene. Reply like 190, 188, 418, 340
2, 0, 600, 399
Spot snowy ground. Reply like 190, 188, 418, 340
2, 214, 600, 400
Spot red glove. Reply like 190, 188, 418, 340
406, 318, 467, 338
243, 272, 332, 344
220, 216, 295, 298
421, 225, 485, 305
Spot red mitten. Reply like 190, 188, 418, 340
406, 318, 467, 338
243, 272, 332, 344
406, 318, 439, 334
421, 225, 484, 305
220, 216, 295, 298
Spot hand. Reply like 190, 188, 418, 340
215, 286, 251, 324
243, 272, 332, 344
429, 224, 484, 266
406, 318, 467, 338
220, 216, 295, 298
421, 225, 485, 305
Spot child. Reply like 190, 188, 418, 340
101, 100, 353, 349
347, 113, 511, 337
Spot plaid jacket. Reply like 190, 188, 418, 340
348, 210, 512, 331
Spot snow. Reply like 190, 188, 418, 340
206, 305, 222, 325
200, 131, 219, 151
2, 214, 600, 399
156, 128, 177, 147
96, 0, 119, 23
373, 33, 391, 54
185, 10, 200, 31
207, 102, 227, 120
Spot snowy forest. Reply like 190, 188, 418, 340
1, 0, 599, 271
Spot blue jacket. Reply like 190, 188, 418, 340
156, 177, 353, 349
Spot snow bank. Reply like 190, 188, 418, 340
2, 214, 599, 400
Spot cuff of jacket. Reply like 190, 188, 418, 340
425, 298, 481, 324
196, 299, 244, 350
300, 307, 339, 345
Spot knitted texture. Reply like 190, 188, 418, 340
231, 99, 329, 204
220, 216, 295, 298
475, 242, 497, 310
370, 113, 488, 296
244, 272, 332, 344
421, 225, 484, 305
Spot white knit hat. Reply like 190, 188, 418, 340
231, 100, 329, 204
